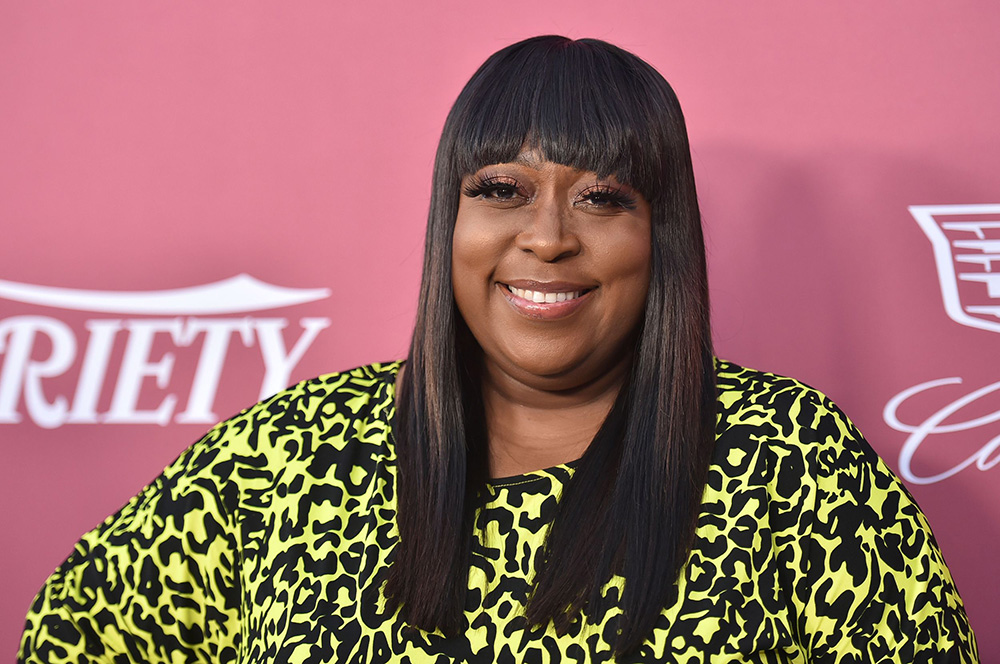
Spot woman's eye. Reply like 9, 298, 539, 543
584, 192, 615, 206
485, 184, 518, 200
462, 176, 525, 203
578, 187, 638, 211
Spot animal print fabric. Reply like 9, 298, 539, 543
19, 360, 978, 663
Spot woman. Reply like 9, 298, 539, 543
19, 36, 976, 663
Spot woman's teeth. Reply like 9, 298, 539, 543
506, 285, 583, 303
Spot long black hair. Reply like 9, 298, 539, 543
385, 35, 716, 657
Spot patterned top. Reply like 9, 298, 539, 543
19, 360, 978, 663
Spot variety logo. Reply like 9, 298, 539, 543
0, 274, 331, 429
881, 205, 1000, 484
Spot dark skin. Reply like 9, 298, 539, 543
449, 150, 652, 478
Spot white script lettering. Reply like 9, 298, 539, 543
883, 377, 1000, 484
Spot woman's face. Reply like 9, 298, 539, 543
452, 150, 652, 392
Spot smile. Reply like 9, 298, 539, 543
505, 285, 585, 303
497, 282, 595, 320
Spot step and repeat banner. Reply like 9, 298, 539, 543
2, 2, 997, 659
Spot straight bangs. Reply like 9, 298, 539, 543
443, 36, 678, 204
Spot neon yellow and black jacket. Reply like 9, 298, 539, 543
19, 360, 978, 663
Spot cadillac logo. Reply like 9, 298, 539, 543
911, 204, 1000, 333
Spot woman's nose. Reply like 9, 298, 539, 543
513, 198, 581, 262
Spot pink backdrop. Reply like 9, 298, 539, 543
3, 2, 997, 658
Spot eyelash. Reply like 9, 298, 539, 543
578, 184, 638, 210
462, 175, 638, 210
462, 174, 521, 200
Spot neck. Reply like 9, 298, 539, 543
481, 358, 630, 478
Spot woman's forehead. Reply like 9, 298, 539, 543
470, 148, 545, 171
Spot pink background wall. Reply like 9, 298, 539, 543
3, 2, 997, 658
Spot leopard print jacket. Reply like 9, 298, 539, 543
18, 360, 978, 663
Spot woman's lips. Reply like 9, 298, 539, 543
497, 282, 594, 319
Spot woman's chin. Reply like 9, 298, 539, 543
485, 349, 626, 394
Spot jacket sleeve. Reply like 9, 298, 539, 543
789, 393, 978, 663
17, 423, 244, 664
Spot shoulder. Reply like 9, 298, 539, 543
707, 367, 976, 659
164, 361, 402, 489
716, 357, 843, 427
213, 361, 399, 440
715, 358, 867, 451
711, 358, 888, 494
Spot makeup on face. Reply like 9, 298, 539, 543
451, 152, 652, 391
